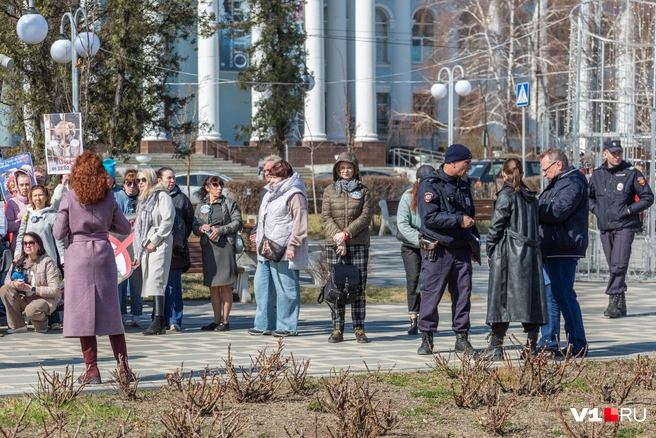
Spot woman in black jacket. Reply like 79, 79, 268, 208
484, 158, 548, 360
157, 167, 194, 331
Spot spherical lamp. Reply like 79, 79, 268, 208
454, 79, 472, 96
74, 31, 101, 57
302, 74, 315, 91
50, 38, 73, 64
16, 9, 49, 45
430, 83, 447, 100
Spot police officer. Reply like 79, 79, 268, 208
416, 144, 479, 356
589, 140, 654, 318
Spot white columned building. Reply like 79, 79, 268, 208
354, 0, 378, 142
303, 0, 327, 141
392, 0, 412, 118
326, 0, 347, 142
197, 0, 221, 140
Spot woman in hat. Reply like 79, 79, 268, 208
396, 165, 435, 335
321, 152, 372, 344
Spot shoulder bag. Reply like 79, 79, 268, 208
257, 214, 286, 262
318, 256, 361, 306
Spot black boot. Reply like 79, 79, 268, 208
482, 332, 504, 361
417, 331, 434, 355
523, 329, 539, 358
143, 296, 166, 335
618, 291, 627, 316
454, 331, 476, 355
407, 317, 418, 335
603, 294, 622, 318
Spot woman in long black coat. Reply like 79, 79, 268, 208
484, 158, 548, 360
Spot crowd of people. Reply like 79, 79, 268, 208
0, 138, 650, 380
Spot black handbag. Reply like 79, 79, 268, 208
257, 214, 286, 262
318, 257, 361, 306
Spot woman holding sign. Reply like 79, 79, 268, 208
53, 152, 132, 384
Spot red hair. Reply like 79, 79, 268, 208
70, 152, 109, 205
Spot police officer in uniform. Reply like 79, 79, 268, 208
589, 140, 654, 318
416, 144, 479, 356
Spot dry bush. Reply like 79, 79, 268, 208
165, 364, 228, 415
317, 368, 401, 438
429, 351, 495, 408
631, 354, 656, 390
109, 361, 141, 401
362, 361, 396, 383
586, 371, 640, 405
161, 408, 248, 438
286, 353, 311, 394
475, 386, 521, 436
555, 406, 621, 438
284, 414, 320, 437
221, 340, 288, 403
305, 243, 329, 286
0, 399, 31, 438
32, 365, 86, 418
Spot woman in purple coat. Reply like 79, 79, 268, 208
53, 152, 133, 384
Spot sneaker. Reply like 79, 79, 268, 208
354, 329, 370, 344
7, 326, 28, 334
130, 316, 141, 327
215, 323, 230, 332
273, 330, 297, 338
169, 324, 181, 332
248, 328, 272, 336
201, 322, 220, 331
328, 329, 343, 343
50, 323, 63, 330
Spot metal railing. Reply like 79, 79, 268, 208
390, 147, 445, 169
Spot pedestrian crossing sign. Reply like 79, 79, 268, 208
516, 82, 529, 107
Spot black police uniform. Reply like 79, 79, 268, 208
416, 167, 479, 334
589, 160, 654, 298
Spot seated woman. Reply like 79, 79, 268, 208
0, 232, 61, 334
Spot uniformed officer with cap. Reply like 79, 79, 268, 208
589, 139, 654, 318
416, 143, 479, 356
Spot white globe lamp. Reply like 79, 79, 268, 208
430, 83, 447, 100
74, 31, 101, 57
16, 9, 49, 45
50, 38, 73, 64
454, 79, 472, 96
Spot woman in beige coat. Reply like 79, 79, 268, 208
0, 232, 60, 334
133, 168, 175, 335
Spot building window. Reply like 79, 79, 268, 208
412, 9, 434, 64
376, 8, 389, 63
377, 93, 391, 134
413, 93, 435, 118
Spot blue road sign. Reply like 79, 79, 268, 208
516, 82, 529, 107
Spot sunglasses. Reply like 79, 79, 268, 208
22, 241, 36, 247
136, 178, 147, 184
210, 182, 223, 188
124, 181, 135, 187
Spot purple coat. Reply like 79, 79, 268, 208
53, 190, 131, 337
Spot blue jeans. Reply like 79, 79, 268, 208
253, 260, 300, 333
538, 278, 561, 350
542, 258, 587, 351
118, 266, 143, 317
165, 269, 184, 327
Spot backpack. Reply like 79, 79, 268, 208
317, 258, 362, 306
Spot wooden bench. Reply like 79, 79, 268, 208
473, 199, 494, 221
379, 199, 400, 236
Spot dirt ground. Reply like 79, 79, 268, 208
1, 353, 655, 437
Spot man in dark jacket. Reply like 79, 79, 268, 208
589, 140, 654, 318
538, 148, 588, 356
416, 144, 479, 356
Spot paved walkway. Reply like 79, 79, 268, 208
1, 236, 656, 396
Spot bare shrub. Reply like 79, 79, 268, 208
362, 361, 396, 383
32, 365, 86, 418
286, 353, 311, 394
161, 408, 248, 438
475, 386, 521, 436
284, 414, 320, 437
587, 371, 640, 405
109, 361, 141, 401
429, 351, 495, 408
165, 364, 227, 415
317, 368, 401, 437
221, 340, 288, 403
633, 354, 656, 390
0, 399, 31, 438
555, 406, 621, 438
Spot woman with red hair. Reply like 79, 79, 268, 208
53, 152, 133, 384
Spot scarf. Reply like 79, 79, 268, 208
335, 178, 358, 197
134, 189, 161, 260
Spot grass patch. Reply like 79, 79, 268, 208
617, 426, 644, 438
400, 405, 439, 417
563, 377, 591, 392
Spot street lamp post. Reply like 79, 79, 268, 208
430, 65, 472, 146
16, 4, 100, 113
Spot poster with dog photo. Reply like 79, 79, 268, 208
43, 112, 84, 174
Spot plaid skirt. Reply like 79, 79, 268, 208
325, 244, 369, 330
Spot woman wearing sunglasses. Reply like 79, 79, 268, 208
122, 169, 140, 212
0, 232, 60, 335
133, 168, 175, 335
192, 176, 243, 332
53, 152, 133, 384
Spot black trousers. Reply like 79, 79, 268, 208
491, 322, 540, 339
401, 245, 422, 314
600, 228, 635, 295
